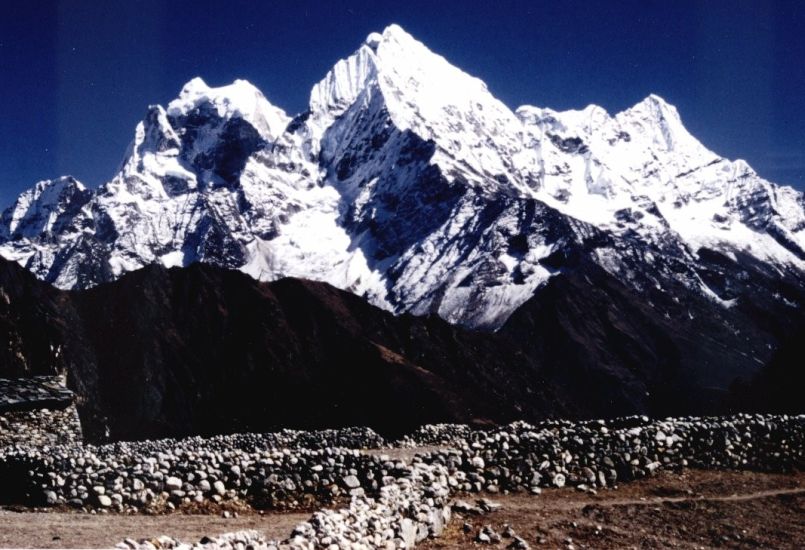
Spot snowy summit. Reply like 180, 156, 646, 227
0, 24, 803, 329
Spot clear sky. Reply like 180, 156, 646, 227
1, 0, 804, 207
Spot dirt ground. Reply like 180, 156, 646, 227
1, 469, 802, 549
0, 509, 311, 549
422, 469, 805, 550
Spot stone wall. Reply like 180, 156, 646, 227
0, 405, 82, 448
0, 375, 82, 448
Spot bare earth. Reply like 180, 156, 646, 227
422, 469, 805, 550
0, 510, 310, 549
1, 469, 802, 549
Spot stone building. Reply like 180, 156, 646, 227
0, 375, 82, 448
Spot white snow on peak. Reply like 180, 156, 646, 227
364, 31, 383, 51
2, 176, 88, 238
615, 94, 709, 156
309, 24, 531, 190
167, 77, 289, 140
1, 24, 803, 328
309, 40, 378, 122
517, 91, 805, 273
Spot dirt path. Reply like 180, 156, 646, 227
522, 485, 805, 511
0, 510, 311, 549
1, 469, 802, 549
421, 469, 805, 549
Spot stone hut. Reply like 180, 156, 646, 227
0, 375, 82, 448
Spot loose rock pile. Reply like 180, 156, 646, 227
0, 414, 801, 549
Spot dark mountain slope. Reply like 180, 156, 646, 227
0, 257, 800, 442
0, 257, 565, 440
503, 262, 760, 418
0, 257, 84, 378
67, 264, 502, 440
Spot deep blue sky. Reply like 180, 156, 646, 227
2, 1, 804, 207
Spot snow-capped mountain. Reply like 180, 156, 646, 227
1, 24, 803, 329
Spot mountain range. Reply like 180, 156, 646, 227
0, 25, 802, 438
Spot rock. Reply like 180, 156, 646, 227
164, 476, 182, 491
508, 536, 531, 550
453, 499, 483, 515
399, 518, 417, 548
342, 475, 361, 489
478, 498, 501, 512
3, 413, 803, 549
477, 525, 501, 544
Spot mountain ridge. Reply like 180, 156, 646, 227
0, 254, 799, 442
0, 23, 803, 333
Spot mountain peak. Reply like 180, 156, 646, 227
310, 23, 495, 121
364, 31, 383, 52
1, 25, 803, 337
1, 176, 90, 239
25, 176, 86, 201
309, 23, 526, 190
364, 24, 416, 51
615, 94, 706, 155
167, 77, 289, 140
630, 93, 680, 121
